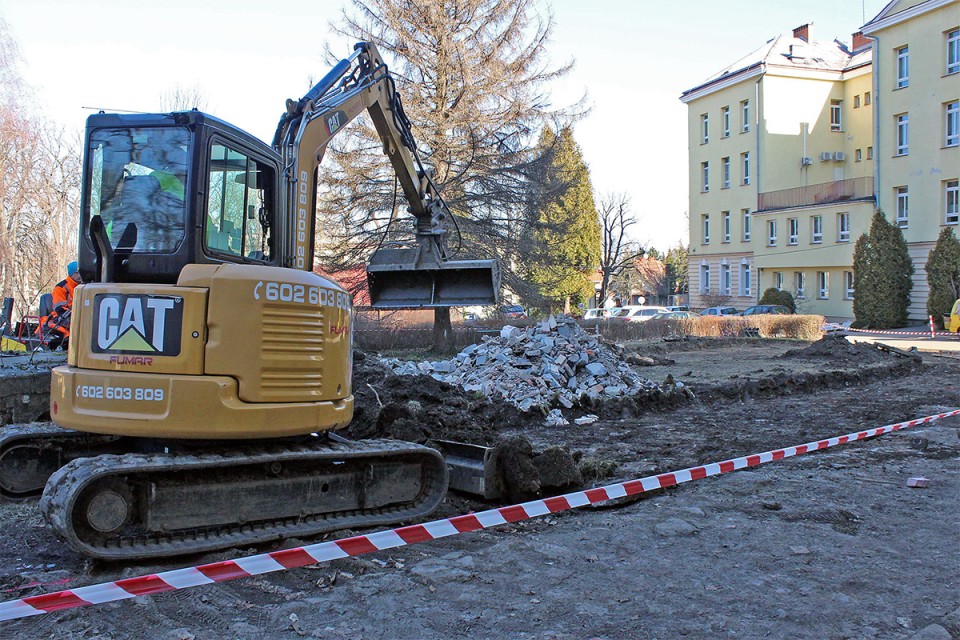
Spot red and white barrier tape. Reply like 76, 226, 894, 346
845, 326, 955, 338
2, 409, 958, 622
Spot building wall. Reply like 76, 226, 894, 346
866, 0, 960, 318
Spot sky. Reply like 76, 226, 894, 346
0, 0, 889, 253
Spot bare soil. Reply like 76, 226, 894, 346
2, 337, 959, 639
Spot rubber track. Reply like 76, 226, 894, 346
39, 438, 448, 560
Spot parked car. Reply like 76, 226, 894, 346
498, 304, 527, 318
651, 310, 697, 320
461, 312, 481, 324
665, 305, 689, 312
583, 308, 607, 320
700, 306, 739, 316
739, 305, 793, 316
612, 305, 671, 322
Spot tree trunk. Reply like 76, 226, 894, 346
432, 307, 453, 354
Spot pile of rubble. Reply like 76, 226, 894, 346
380, 315, 660, 412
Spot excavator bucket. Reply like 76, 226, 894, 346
366, 248, 500, 308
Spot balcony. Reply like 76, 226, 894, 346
757, 177, 873, 212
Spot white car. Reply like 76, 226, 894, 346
583, 308, 605, 320
612, 305, 671, 322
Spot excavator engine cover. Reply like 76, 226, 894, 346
367, 248, 499, 308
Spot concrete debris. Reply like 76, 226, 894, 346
381, 315, 659, 412
574, 414, 599, 425
907, 477, 929, 488
544, 409, 569, 426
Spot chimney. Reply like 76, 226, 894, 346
793, 23, 811, 42
851, 31, 870, 51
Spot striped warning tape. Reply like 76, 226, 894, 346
845, 326, 955, 337
2, 408, 958, 622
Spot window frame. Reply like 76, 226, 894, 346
946, 179, 959, 225
722, 210, 731, 243
700, 113, 709, 144
896, 114, 909, 156
773, 271, 783, 290
741, 100, 750, 132
896, 186, 909, 227
811, 215, 823, 243
701, 161, 710, 192
720, 263, 731, 296
830, 99, 842, 131
817, 271, 829, 299
739, 262, 752, 297
702, 214, 711, 244
741, 152, 750, 185
742, 209, 751, 242
844, 271, 854, 300
838, 212, 850, 242
700, 263, 711, 294
947, 28, 959, 75
795, 271, 806, 299
946, 101, 959, 147
722, 156, 731, 189
788, 217, 799, 245
896, 45, 909, 88
767, 219, 777, 246
721, 106, 731, 138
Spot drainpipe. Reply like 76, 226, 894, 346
867, 34, 880, 213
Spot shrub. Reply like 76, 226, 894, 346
853, 210, 913, 329
925, 227, 960, 327
758, 288, 796, 313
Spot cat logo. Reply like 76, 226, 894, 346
325, 110, 347, 136
92, 294, 183, 356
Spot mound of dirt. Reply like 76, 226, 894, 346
780, 334, 894, 364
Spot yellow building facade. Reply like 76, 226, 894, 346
683, 0, 959, 321
862, 0, 960, 319
682, 25, 875, 319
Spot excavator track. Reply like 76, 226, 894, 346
39, 437, 448, 560
0, 423, 122, 500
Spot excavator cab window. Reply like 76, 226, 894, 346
88, 126, 190, 253
205, 142, 273, 262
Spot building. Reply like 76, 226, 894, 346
681, 0, 959, 321
862, 0, 960, 319
681, 24, 874, 319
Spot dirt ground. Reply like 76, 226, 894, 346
2, 336, 959, 639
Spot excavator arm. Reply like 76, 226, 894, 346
274, 42, 499, 308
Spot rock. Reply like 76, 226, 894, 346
544, 409, 569, 426
654, 517, 698, 537
531, 446, 582, 489
574, 414, 598, 425
909, 625, 951, 640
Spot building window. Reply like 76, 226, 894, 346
741, 152, 750, 185
795, 272, 806, 299
830, 99, 842, 131
946, 180, 959, 224
767, 219, 777, 246
864, 91, 872, 105
722, 157, 731, 188
838, 212, 850, 242
740, 263, 752, 296
774, 271, 783, 290
701, 162, 709, 192
817, 271, 829, 299
896, 187, 909, 227
788, 217, 799, 245
855, 148, 862, 162
946, 101, 959, 147
947, 28, 959, 75
722, 211, 731, 242
867, 146, 874, 160
896, 46, 909, 88
741, 100, 750, 132
720, 263, 731, 295
844, 271, 854, 299
700, 263, 711, 293
811, 215, 823, 243
854, 95, 861, 108
742, 209, 751, 241
702, 214, 710, 244
701, 113, 709, 144
896, 114, 909, 156
722, 106, 730, 138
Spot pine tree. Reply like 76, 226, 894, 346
852, 211, 914, 328
524, 127, 601, 312
925, 227, 960, 326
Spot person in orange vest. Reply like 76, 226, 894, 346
37, 260, 82, 349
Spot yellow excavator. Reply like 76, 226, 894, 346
0, 43, 498, 559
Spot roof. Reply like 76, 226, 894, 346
681, 30, 868, 102
316, 266, 370, 306
862, 0, 955, 35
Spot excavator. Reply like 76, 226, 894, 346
0, 43, 499, 560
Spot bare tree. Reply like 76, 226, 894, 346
317, 0, 583, 323
0, 20, 81, 318
597, 192, 644, 307
159, 83, 209, 112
